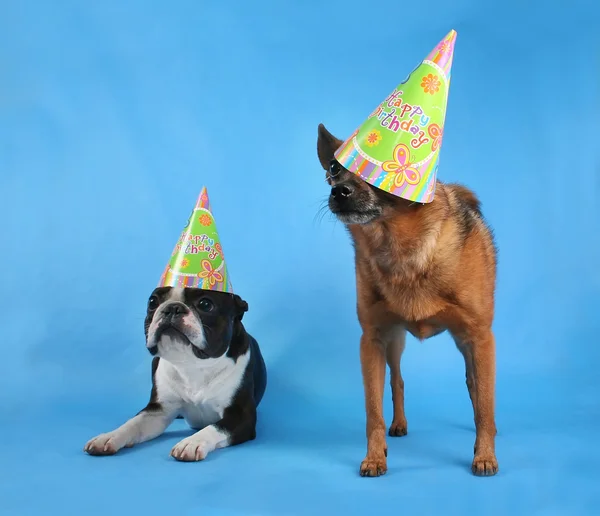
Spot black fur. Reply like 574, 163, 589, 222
141, 356, 162, 413
215, 335, 267, 445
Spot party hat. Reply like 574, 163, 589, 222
158, 187, 233, 292
334, 29, 457, 203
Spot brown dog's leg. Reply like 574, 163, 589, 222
469, 328, 498, 476
386, 326, 407, 437
454, 339, 477, 416
359, 331, 388, 477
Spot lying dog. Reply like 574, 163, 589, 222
84, 287, 266, 461
317, 124, 498, 477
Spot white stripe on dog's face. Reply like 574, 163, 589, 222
146, 287, 206, 363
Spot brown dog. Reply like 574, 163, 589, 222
316, 124, 498, 477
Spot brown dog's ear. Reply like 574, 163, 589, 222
317, 123, 344, 170
233, 294, 249, 321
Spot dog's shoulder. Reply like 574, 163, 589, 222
227, 326, 267, 406
442, 183, 496, 254
443, 182, 483, 235
445, 182, 482, 216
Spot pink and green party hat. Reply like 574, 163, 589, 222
158, 187, 233, 293
334, 29, 457, 203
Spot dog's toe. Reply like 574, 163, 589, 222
170, 439, 208, 462
84, 434, 121, 456
471, 455, 499, 476
359, 457, 387, 477
388, 420, 408, 437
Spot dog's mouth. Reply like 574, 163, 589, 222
160, 325, 190, 342
151, 325, 209, 359
331, 207, 382, 225
329, 194, 382, 225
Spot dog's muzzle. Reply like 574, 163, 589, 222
148, 301, 208, 359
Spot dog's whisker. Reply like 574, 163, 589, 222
317, 211, 332, 226
309, 195, 330, 207
316, 205, 328, 220
313, 197, 332, 226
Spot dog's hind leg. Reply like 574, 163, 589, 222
454, 337, 477, 417
470, 329, 498, 476
453, 327, 498, 476
385, 325, 408, 437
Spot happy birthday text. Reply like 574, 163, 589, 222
370, 89, 431, 149
174, 233, 221, 260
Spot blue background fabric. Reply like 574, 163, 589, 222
1, 1, 599, 514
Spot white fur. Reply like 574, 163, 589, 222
84, 411, 173, 454
84, 287, 249, 461
155, 350, 249, 429
170, 425, 230, 461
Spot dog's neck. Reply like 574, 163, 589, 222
348, 184, 449, 276
156, 322, 250, 396
160, 351, 234, 389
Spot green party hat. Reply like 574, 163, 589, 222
334, 29, 457, 203
158, 187, 233, 292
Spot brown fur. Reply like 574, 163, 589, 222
317, 124, 499, 477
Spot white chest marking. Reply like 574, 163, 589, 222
154, 351, 250, 429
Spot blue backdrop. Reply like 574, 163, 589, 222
1, 1, 599, 514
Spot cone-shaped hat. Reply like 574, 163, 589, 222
158, 187, 233, 292
334, 30, 457, 203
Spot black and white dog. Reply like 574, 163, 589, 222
84, 286, 267, 461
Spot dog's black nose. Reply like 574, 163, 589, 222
331, 183, 354, 200
163, 302, 189, 317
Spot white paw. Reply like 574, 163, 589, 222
84, 432, 127, 456
170, 437, 213, 462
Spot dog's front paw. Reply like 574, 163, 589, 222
170, 437, 211, 462
388, 419, 408, 437
472, 454, 498, 476
359, 455, 387, 477
84, 433, 125, 456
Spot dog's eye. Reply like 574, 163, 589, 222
329, 160, 341, 178
197, 298, 214, 312
148, 296, 159, 311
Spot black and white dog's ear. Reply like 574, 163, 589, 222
233, 294, 249, 320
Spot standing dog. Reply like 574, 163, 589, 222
84, 287, 267, 461
317, 124, 498, 477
